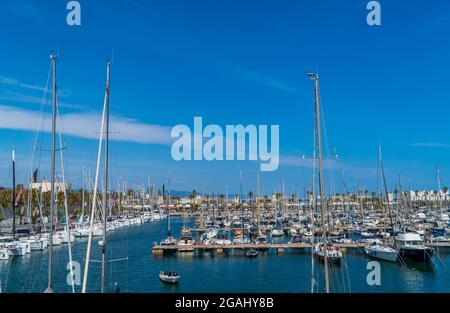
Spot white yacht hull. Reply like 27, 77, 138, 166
364, 246, 398, 262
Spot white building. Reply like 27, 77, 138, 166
31, 180, 70, 193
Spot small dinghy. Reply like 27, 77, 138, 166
159, 271, 180, 284
245, 249, 258, 258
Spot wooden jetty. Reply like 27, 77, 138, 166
152, 241, 450, 255
152, 242, 367, 255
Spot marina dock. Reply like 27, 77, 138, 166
152, 242, 450, 255
152, 242, 366, 255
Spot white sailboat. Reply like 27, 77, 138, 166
364, 145, 399, 263
364, 243, 398, 262
160, 179, 177, 246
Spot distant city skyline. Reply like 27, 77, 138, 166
1, 0, 450, 194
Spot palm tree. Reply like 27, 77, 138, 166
248, 191, 254, 204
291, 193, 296, 202
219, 194, 225, 208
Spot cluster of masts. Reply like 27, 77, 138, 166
2, 55, 115, 293
2, 62, 449, 294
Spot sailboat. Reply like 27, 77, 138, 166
82, 59, 116, 293
364, 145, 399, 263
178, 215, 194, 252
254, 172, 269, 249
160, 180, 177, 246
271, 188, 284, 237
364, 242, 398, 262
308, 73, 344, 291
43, 54, 59, 293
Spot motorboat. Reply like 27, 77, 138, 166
159, 271, 180, 284
395, 232, 434, 262
245, 248, 258, 258
314, 243, 343, 264
160, 236, 177, 246
255, 235, 269, 251
177, 235, 194, 252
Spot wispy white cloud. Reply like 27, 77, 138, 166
280, 155, 378, 181
234, 67, 300, 95
280, 155, 340, 169
0, 75, 49, 93
408, 143, 450, 148
0, 75, 72, 97
0, 105, 172, 145
0, 92, 84, 110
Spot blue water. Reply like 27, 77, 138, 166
1, 217, 449, 293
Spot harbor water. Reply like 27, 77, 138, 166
0, 217, 449, 293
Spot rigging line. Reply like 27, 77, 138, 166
317, 87, 336, 198
344, 254, 352, 292
82, 87, 107, 293
340, 258, 346, 293
343, 258, 352, 293
56, 101, 75, 292
432, 249, 447, 271
27, 64, 52, 181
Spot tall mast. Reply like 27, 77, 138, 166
168, 179, 171, 237
309, 72, 329, 293
310, 97, 318, 294
101, 60, 112, 293
12, 150, 16, 238
240, 170, 244, 233
81, 165, 85, 226
377, 146, 387, 246
282, 180, 285, 216
437, 166, 443, 217
201, 179, 205, 228
44, 54, 57, 293
257, 171, 260, 236
82, 59, 108, 293
379, 145, 394, 237
211, 185, 215, 226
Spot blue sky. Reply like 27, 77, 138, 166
0, 0, 449, 195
